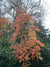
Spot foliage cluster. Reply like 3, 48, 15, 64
0, 7, 50, 67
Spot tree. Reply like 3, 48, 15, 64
1, 6, 50, 67
0, 7, 45, 67
0, 0, 44, 23
34, 21, 50, 45
9, 7, 45, 67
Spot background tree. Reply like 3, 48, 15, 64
0, 0, 50, 67
0, 0, 44, 23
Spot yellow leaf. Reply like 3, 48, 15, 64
39, 57, 43, 61
36, 52, 41, 56
28, 28, 37, 39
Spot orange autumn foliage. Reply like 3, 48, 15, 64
9, 7, 45, 65
0, 7, 45, 67
0, 18, 9, 36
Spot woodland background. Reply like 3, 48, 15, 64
0, 0, 50, 67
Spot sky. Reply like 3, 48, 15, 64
1, 0, 50, 30
41, 0, 50, 30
